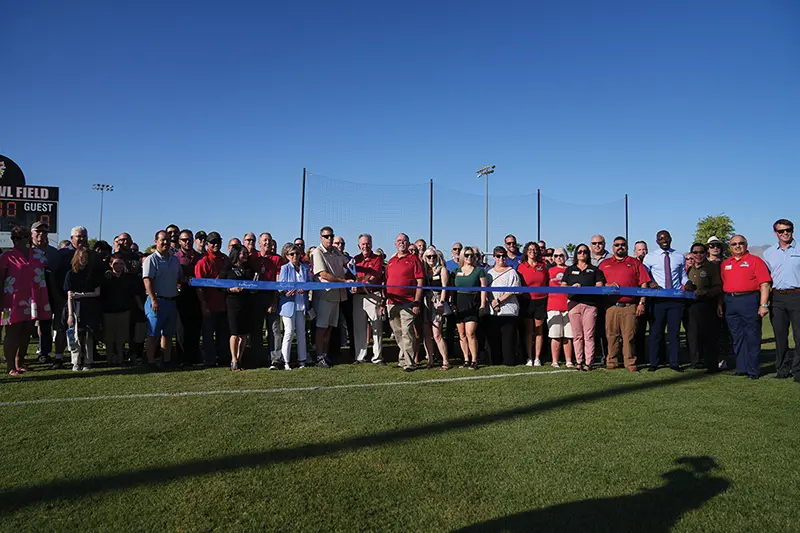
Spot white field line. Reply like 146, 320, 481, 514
0, 369, 575, 407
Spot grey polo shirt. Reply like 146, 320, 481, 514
142, 250, 180, 298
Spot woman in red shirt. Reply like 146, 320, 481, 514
517, 242, 549, 366
547, 248, 574, 367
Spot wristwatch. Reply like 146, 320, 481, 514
760, 303, 769, 308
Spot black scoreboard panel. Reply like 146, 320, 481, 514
0, 199, 59, 232
0, 185, 59, 233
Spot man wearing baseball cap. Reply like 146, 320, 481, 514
31, 222, 60, 365
707, 236, 724, 264
194, 232, 230, 367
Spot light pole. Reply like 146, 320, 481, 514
91, 184, 113, 240
476, 165, 495, 255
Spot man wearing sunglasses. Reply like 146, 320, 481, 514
385, 233, 424, 372
598, 237, 651, 372
706, 236, 724, 264
446, 243, 462, 273
311, 226, 350, 368
253, 232, 280, 369
719, 235, 771, 380
763, 219, 800, 381
685, 243, 722, 372
195, 232, 231, 367
504, 235, 523, 269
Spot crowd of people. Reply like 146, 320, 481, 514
1, 218, 798, 385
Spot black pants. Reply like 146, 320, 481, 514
634, 306, 648, 365
595, 306, 608, 362
770, 291, 800, 377
176, 292, 202, 365
488, 315, 518, 366
250, 294, 269, 367
686, 299, 719, 369
38, 318, 53, 359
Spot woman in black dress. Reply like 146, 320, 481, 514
225, 244, 254, 371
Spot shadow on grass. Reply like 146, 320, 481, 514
454, 456, 730, 532
0, 364, 208, 384
0, 371, 710, 515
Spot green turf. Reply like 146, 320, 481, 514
0, 322, 797, 532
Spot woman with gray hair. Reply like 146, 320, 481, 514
279, 244, 312, 368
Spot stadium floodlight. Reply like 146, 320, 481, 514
476, 165, 496, 254
91, 184, 114, 240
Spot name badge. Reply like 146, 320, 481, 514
725, 264, 733, 270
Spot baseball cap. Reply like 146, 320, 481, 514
706, 236, 722, 245
206, 231, 222, 244
31, 221, 49, 231
195, 230, 207, 241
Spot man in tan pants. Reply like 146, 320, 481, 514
385, 234, 423, 371
598, 236, 652, 372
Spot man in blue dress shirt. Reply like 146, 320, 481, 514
642, 230, 689, 372
763, 219, 800, 382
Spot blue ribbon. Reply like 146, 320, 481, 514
188, 278, 694, 299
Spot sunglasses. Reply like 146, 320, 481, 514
321, 234, 334, 239
613, 243, 626, 248
591, 242, 604, 246
209, 240, 222, 245
730, 242, 746, 246
708, 243, 721, 248
577, 250, 589, 254
777, 229, 793, 234
244, 238, 255, 242
464, 253, 474, 258
691, 250, 706, 254
424, 255, 435, 259
494, 254, 506, 258
452, 247, 462, 251
179, 238, 191, 242
553, 254, 566, 258
505, 241, 517, 246
287, 252, 299, 256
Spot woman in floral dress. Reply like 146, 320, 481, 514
0, 226, 52, 376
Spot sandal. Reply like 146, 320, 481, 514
461, 361, 470, 369
441, 361, 451, 370
469, 362, 478, 371
566, 362, 575, 368
8, 369, 20, 376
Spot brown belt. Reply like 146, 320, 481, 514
728, 291, 757, 297
774, 288, 800, 294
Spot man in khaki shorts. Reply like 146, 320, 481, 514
311, 226, 349, 368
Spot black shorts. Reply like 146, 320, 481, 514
521, 297, 547, 321
454, 309, 479, 324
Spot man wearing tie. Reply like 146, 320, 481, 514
643, 230, 689, 372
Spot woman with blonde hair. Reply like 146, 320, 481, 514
421, 246, 450, 369
453, 246, 487, 369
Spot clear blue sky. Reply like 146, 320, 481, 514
5, 0, 798, 255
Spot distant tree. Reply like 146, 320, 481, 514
694, 215, 735, 247
566, 242, 576, 255
88, 238, 98, 250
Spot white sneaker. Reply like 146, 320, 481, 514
534, 359, 542, 367
284, 365, 292, 371
298, 362, 307, 369
526, 359, 534, 367
72, 365, 80, 372
269, 364, 279, 370
719, 360, 728, 369
551, 362, 559, 368
81, 365, 91, 371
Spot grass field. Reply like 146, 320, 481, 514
1, 322, 798, 532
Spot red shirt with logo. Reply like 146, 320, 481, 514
386, 253, 423, 305
599, 255, 652, 304
720, 252, 772, 293
517, 261, 550, 300
547, 266, 569, 312
194, 250, 228, 313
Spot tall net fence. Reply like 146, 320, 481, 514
538, 193, 627, 252
304, 173, 430, 253
303, 172, 628, 258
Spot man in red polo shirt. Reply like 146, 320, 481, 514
719, 235, 771, 379
599, 236, 651, 372
386, 233, 423, 371
194, 232, 231, 367
352, 233, 385, 364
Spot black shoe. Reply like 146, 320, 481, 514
774, 373, 790, 379
403, 366, 415, 372
748, 375, 760, 380
647, 367, 658, 373
316, 358, 332, 369
730, 371, 748, 377
38, 355, 51, 364
147, 363, 160, 372
373, 361, 386, 366
351, 360, 362, 365
49, 359, 64, 370
670, 366, 683, 373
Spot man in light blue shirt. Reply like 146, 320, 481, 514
446, 242, 462, 273
642, 230, 689, 372
762, 218, 800, 381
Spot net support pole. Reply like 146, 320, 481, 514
624, 193, 629, 243
300, 168, 306, 241
537, 188, 541, 241
429, 178, 434, 246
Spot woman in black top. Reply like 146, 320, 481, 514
225, 244, 254, 371
64, 248, 102, 371
561, 243, 605, 371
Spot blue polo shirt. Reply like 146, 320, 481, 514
763, 240, 800, 290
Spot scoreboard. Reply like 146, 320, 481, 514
0, 155, 59, 249
0, 187, 59, 233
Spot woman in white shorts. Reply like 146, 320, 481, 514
546, 248, 574, 367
